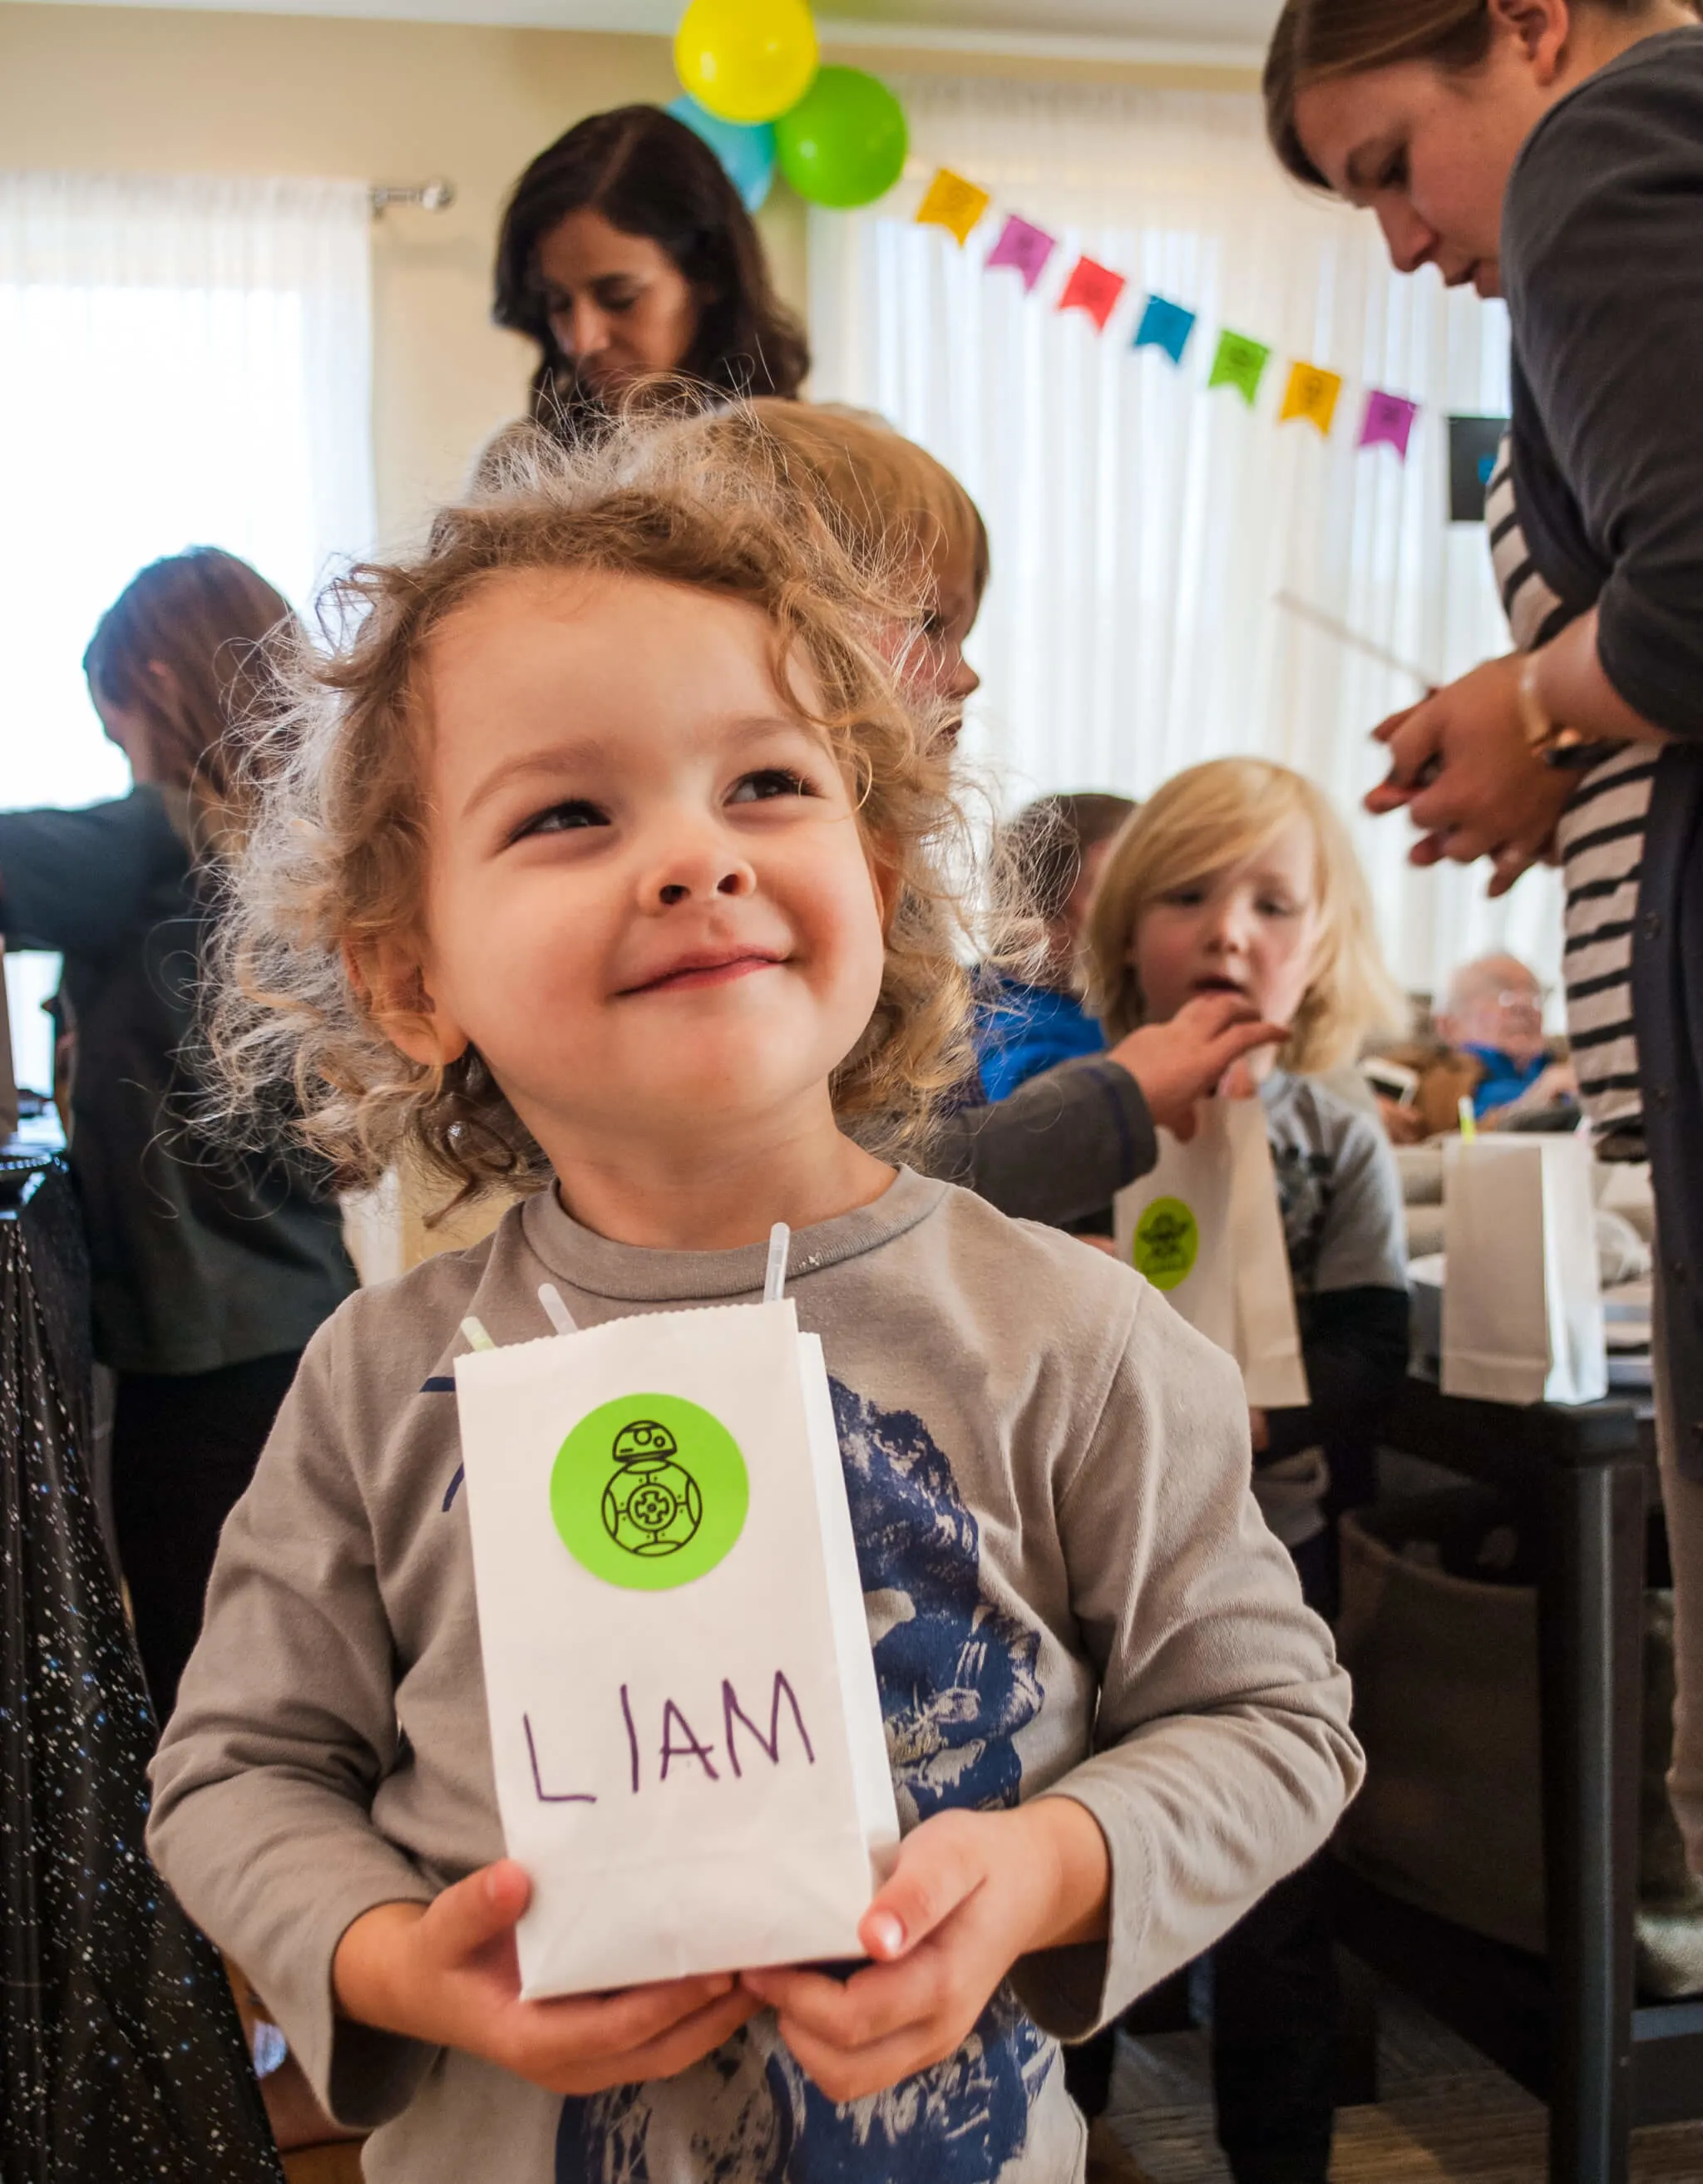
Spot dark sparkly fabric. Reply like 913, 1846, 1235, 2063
0, 1155, 284, 2182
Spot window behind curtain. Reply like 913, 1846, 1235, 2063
808, 77, 1561, 1008
0, 171, 375, 1089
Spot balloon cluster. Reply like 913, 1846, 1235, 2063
669, 0, 908, 213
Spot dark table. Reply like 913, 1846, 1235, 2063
1336, 1377, 1703, 2184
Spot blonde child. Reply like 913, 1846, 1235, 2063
1078, 756, 1409, 2184
147, 434, 1360, 2181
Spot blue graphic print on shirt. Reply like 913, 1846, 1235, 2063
552, 1378, 1049, 2182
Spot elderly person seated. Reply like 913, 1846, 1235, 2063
1434, 954, 1577, 1124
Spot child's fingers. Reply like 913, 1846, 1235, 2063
768, 2007, 962, 2107
610, 1984, 765, 2082
859, 1815, 987, 1961
743, 1951, 944, 2049
508, 1973, 744, 2079
419, 1859, 531, 1967
1213, 1018, 1288, 1069
536, 1980, 759, 2090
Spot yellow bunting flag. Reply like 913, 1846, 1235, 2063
1279, 362, 1344, 436
914, 168, 991, 247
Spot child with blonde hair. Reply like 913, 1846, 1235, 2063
147, 433, 1359, 2182
1075, 755, 1408, 2184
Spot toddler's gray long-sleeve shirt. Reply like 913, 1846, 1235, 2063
149, 1167, 1360, 2182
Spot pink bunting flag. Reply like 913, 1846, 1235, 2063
1359, 389, 1419, 460
1056, 255, 1127, 333
985, 214, 1058, 293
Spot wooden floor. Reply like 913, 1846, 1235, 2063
1099, 1989, 1703, 2183
279, 1984, 1703, 2184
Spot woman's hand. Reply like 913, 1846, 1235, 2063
742, 1798, 1109, 2104
1108, 993, 1289, 1141
1365, 654, 1577, 895
333, 1861, 761, 2097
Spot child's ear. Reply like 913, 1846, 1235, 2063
345, 936, 471, 1070
865, 831, 905, 933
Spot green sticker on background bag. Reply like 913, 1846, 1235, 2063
550, 1393, 749, 1591
1132, 1196, 1199, 1290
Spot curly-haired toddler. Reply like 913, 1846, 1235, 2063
147, 423, 1361, 2183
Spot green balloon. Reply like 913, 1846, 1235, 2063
775, 67, 908, 210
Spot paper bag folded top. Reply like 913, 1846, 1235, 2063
455, 1296, 900, 1999
1113, 1097, 1309, 1411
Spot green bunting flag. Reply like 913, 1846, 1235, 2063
1207, 331, 1272, 407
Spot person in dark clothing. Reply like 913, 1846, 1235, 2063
492, 105, 809, 446
0, 550, 358, 1725
1265, 0, 1703, 1876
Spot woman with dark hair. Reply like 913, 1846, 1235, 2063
1262, 0, 1703, 1884
0, 547, 358, 1726
493, 103, 810, 440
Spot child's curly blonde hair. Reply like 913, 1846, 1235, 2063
1082, 757, 1401, 1072
207, 413, 995, 1206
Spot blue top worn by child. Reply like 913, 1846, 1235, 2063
974, 975, 1106, 1099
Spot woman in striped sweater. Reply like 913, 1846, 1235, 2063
1263, 0, 1703, 1876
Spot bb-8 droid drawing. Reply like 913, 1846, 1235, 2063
600, 1419, 703, 1558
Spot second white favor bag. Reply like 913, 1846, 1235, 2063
1114, 1097, 1309, 1410
455, 1298, 900, 1999
1441, 1134, 1607, 1405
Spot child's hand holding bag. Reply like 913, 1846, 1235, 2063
333, 1861, 762, 2097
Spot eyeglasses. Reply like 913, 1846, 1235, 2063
1492, 987, 1549, 1011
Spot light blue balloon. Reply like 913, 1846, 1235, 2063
667, 94, 777, 213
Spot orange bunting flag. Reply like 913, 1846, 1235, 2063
1057, 255, 1128, 333
914, 169, 992, 246
1279, 362, 1344, 436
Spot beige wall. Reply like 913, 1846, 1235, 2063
0, 2, 812, 550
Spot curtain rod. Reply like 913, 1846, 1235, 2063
370, 180, 457, 216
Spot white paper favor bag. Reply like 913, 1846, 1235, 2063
455, 1298, 900, 1998
1441, 1135, 1607, 1405
1114, 1097, 1309, 1410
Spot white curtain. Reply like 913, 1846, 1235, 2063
0, 171, 375, 1087
809, 77, 1562, 1006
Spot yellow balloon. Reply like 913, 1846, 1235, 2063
674, 0, 818, 126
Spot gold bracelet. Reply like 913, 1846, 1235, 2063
1517, 651, 1556, 752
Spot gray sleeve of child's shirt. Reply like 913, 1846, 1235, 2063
146, 1319, 442, 2132
1009, 1290, 1364, 2040
1312, 1104, 1408, 1295
923, 1057, 1158, 1225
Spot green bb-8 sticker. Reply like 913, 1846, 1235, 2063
550, 1393, 748, 1591
1131, 1197, 1199, 1290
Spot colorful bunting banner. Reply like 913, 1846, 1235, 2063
985, 213, 1058, 293
1360, 389, 1419, 460
1133, 293, 1197, 366
1208, 330, 1272, 407
914, 167, 991, 246
1279, 362, 1343, 437
904, 160, 1429, 470
1057, 255, 1127, 332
